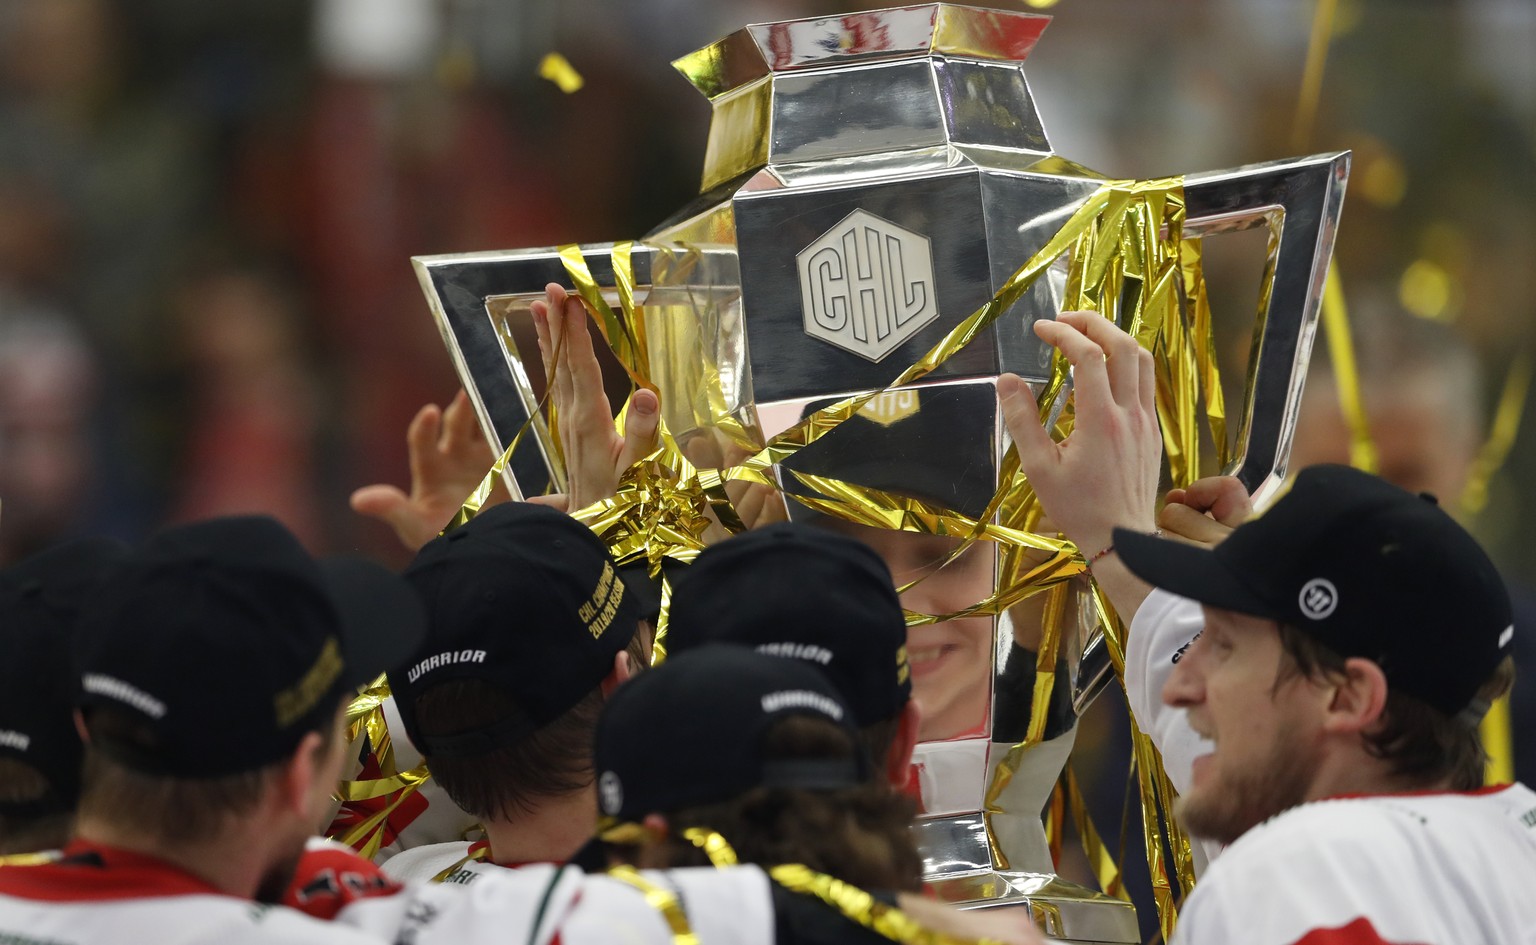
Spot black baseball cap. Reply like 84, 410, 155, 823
592, 647, 866, 825
1114, 464, 1514, 716
0, 538, 130, 816
781, 384, 998, 523
75, 516, 426, 778
394, 502, 639, 757
667, 522, 911, 726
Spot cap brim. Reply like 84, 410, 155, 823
320, 557, 428, 689
1113, 527, 1285, 620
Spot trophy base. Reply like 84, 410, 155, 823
928, 870, 1139, 944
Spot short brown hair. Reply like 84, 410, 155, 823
1277, 626, 1515, 790
0, 758, 72, 855
77, 705, 338, 845
628, 714, 923, 892
414, 631, 650, 820
856, 713, 901, 777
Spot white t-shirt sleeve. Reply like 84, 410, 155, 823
1124, 589, 1212, 795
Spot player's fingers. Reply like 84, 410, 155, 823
405, 402, 444, 482
441, 389, 474, 442
998, 373, 1058, 480
349, 484, 407, 518
616, 388, 660, 470
1181, 475, 1252, 526
1157, 502, 1235, 547
349, 485, 437, 551
1059, 311, 1141, 406
531, 300, 555, 380
525, 493, 571, 513
1034, 319, 1111, 413
564, 295, 610, 422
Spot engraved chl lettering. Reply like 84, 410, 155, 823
798, 210, 938, 362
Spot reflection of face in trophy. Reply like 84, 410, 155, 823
778, 385, 1001, 743
817, 519, 994, 742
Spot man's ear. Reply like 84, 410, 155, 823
886, 699, 923, 789
1322, 658, 1390, 737
603, 649, 634, 697
73, 710, 91, 744
640, 812, 670, 843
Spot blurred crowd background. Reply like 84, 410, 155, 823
0, 0, 1531, 572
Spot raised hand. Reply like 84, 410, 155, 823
997, 311, 1162, 618
350, 389, 506, 551
531, 283, 660, 512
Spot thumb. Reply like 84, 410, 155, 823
617, 388, 661, 468
350, 484, 408, 519
350, 485, 436, 551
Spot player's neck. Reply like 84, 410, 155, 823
482, 788, 597, 866
1302, 746, 1451, 802
73, 814, 269, 899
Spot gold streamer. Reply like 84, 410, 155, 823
675, 829, 1019, 943
1291, 0, 1339, 152
1463, 356, 1531, 783
1131, 727, 1179, 943
1461, 353, 1532, 516
683, 827, 740, 867
1065, 766, 1127, 901
431, 843, 491, 883
1483, 695, 1515, 785
538, 52, 585, 94
399, 178, 1236, 938
769, 864, 1008, 945
607, 866, 699, 945
1320, 263, 1378, 474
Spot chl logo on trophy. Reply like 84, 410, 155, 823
796, 209, 938, 362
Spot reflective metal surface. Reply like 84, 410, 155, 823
412, 6, 1348, 938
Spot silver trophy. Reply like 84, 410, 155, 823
414, 6, 1347, 942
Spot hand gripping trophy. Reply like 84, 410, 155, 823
412, 6, 1348, 942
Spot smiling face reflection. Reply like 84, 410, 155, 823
814, 518, 995, 741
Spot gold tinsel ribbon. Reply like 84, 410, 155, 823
1466, 354, 1532, 785
330, 676, 432, 858
770, 863, 1008, 945
342, 178, 1219, 926
329, 243, 699, 853
430, 842, 492, 884
682, 826, 1005, 945
606, 866, 699, 945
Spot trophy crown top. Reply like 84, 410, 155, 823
672, 3, 1050, 101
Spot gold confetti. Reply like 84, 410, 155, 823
539, 52, 585, 93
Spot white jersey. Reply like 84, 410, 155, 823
0, 841, 776, 945
0, 842, 383, 945
338, 862, 776, 945
1173, 783, 1536, 945
379, 840, 478, 885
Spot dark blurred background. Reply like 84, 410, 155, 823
0, 0, 1529, 573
